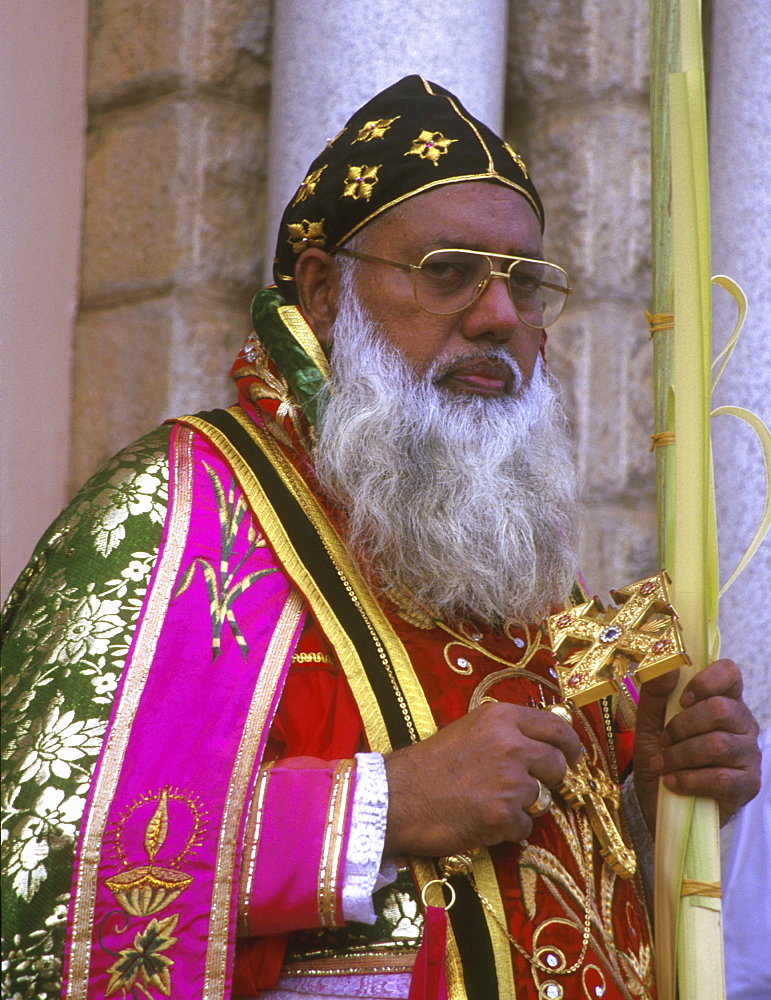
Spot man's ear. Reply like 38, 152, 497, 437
294, 249, 341, 349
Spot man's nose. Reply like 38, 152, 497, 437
460, 271, 526, 343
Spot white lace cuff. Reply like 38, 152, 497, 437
341, 752, 393, 924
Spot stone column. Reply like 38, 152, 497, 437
265, 0, 509, 283
709, 0, 771, 727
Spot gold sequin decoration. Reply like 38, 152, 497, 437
292, 166, 328, 206
353, 117, 401, 143
404, 130, 457, 166
341, 164, 381, 201
287, 219, 327, 254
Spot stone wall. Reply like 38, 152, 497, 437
72, 0, 272, 487
507, 0, 657, 599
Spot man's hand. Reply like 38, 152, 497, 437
383, 701, 582, 858
633, 658, 761, 832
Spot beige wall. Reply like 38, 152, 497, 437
0, 1, 87, 601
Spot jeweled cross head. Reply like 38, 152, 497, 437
546, 571, 691, 708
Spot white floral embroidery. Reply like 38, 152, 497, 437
44, 588, 125, 662
92, 463, 167, 556
15, 703, 105, 786
8, 788, 84, 901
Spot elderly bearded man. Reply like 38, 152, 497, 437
1, 77, 761, 1000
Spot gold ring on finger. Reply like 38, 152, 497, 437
525, 778, 552, 818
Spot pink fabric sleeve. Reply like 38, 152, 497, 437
238, 756, 356, 936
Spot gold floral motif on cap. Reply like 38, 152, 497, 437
405, 130, 458, 166
292, 166, 328, 206
287, 219, 327, 253
341, 164, 381, 201
353, 117, 401, 142
503, 141, 529, 178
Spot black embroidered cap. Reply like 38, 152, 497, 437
273, 74, 543, 300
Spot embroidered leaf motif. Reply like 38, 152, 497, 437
519, 863, 537, 920
519, 865, 537, 920
172, 466, 277, 659
144, 788, 169, 864
519, 844, 585, 911
105, 913, 178, 997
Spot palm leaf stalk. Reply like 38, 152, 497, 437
649, 1, 724, 999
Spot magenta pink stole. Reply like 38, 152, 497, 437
62, 425, 306, 1000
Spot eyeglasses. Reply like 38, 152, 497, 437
334, 247, 571, 328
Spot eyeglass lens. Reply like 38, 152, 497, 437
416, 250, 568, 326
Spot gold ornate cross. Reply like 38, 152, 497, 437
558, 748, 637, 879
544, 572, 692, 879
546, 571, 691, 708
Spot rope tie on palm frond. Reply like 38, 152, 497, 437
649, 431, 676, 452
645, 310, 675, 336
680, 879, 722, 898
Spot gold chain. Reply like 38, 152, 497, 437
442, 813, 595, 977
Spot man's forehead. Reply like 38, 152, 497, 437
363, 182, 544, 258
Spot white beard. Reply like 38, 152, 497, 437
314, 273, 580, 626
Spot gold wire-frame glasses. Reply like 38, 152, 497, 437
335, 246, 572, 328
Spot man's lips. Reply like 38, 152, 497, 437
436, 359, 514, 396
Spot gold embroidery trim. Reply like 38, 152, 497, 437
317, 759, 355, 929
203, 588, 304, 997
237, 761, 275, 936
404, 131, 458, 166
292, 651, 333, 664
680, 879, 721, 898
469, 853, 518, 1000
503, 140, 529, 178
65, 427, 195, 1000
332, 174, 543, 252
277, 305, 332, 382
444, 95, 494, 174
